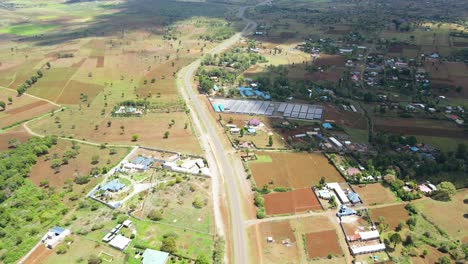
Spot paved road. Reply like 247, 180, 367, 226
177, 1, 270, 263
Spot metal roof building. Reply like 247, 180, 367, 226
142, 249, 170, 264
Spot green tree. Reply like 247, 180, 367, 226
163, 131, 170, 139
0, 101, 5, 110
438, 256, 451, 264
148, 209, 163, 221
434, 181, 456, 201
195, 254, 210, 264
160, 236, 177, 253
87, 254, 102, 264
91, 155, 100, 165
7, 97, 12, 104
389, 232, 402, 248
131, 134, 139, 142
268, 135, 273, 146
51, 159, 62, 172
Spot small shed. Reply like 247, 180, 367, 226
123, 220, 132, 228
109, 235, 131, 251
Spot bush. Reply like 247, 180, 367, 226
148, 210, 163, 221
56, 245, 68, 254
256, 209, 266, 219
192, 197, 205, 209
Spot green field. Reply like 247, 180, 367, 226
0, 24, 59, 36
251, 154, 273, 163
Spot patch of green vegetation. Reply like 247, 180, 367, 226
251, 155, 273, 163
344, 127, 369, 143
0, 24, 59, 36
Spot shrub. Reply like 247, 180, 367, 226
148, 210, 163, 221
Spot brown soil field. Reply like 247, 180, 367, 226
374, 117, 467, 139
314, 55, 346, 67
57, 80, 103, 104
341, 215, 370, 235
411, 246, 447, 264
370, 204, 409, 231
29, 140, 129, 188
414, 189, 468, 242
0, 89, 58, 128
254, 221, 299, 264
250, 151, 344, 189
305, 230, 342, 259
96, 56, 104, 68
5, 100, 47, 114
353, 184, 396, 205
0, 126, 31, 151
21, 244, 54, 264
263, 188, 322, 215
453, 42, 468, 47
322, 104, 367, 129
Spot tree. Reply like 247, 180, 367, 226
7, 97, 12, 104
433, 181, 456, 201
131, 134, 139, 142
328, 195, 337, 208
389, 232, 402, 248
107, 121, 112, 127
87, 254, 102, 264
160, 236, 177, 253
46, 62, 51, 69
240, 128, 244, 137
195, 254, 210, 264
163, 131, 170, 139
148, 209, 163, 221
268, 135, 273, 146
51, 159, 62, 173
438, 256, 451, 264
0, 101, 5, 110
8, 138, 19, 148
37, 70, 43, 78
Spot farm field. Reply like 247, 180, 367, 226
322, 104, 368, 130
0, 125, 31, 151
374, 117, 467, 139
29, 139, 130, 188
263, 188, 321, 215
249, 215, 341, 264
352, 184, 396, 205
305, 230, 342, 259
0, 87, 58, 128
370, 204, 409, 231
249, 151, 344, 189
413, 189, 468, 242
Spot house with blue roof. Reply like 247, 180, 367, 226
142, 249, 170, 264
336, 205, 356, 217
347, 192, 361, 204
213, 84, 219, 91
322, 123, 333, 129
410, 146, 419, 152
101, 179, 125, 192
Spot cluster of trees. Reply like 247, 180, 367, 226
202, 48, 267, 71
0, 136, 69, 263
367, 133, 468, 188
16, 69, 44, 95
199, 26, 235, 42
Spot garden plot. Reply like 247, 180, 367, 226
370, 204, 409, 231
305, 230, 342, 259
263, 188, 322, 215
353, 184, 396, 205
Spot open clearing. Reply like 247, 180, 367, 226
0, 87, 58, 128
44, 235, 125, 264
370, 204, 409, 231
305, 230, 342, 259
29, 139, 129, 188
353, 184, 396, 205
0, 126, 31, 151
374, 117, 467, 139
414, 189, 468, 242
249, 151, 344, 189
263, 188, 321, 215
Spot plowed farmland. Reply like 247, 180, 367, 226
250, 151, 344, 189
353, 184, 396, 205
305, 230, 342, 258
370, 204, 409, 231
263, 188, 321, 215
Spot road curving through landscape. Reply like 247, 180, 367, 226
176, 1, 271, 263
